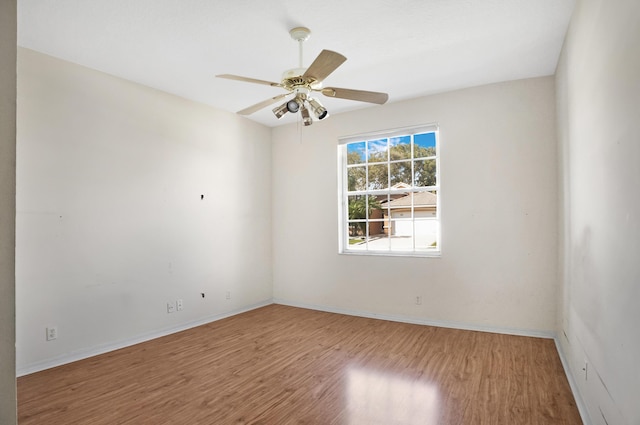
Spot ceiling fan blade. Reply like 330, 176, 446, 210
303, 50, 347, 83
216, 74, 282, 88
321, 87, 389, 104
237, 93, 288, 116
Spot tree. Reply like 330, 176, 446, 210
348, 195, 381, 236
366, 144, 436, 188
347, 151, 364, 165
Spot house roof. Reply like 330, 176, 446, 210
384, 191, 437, 208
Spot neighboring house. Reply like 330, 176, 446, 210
380, 190, 437, 237
350, 183, 418, 237
385, 182, 412, 201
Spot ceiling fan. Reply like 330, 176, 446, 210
216, 27, 389, 126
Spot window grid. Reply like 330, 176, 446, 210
340, 129, 440, 256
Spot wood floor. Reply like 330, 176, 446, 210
18, 304, 582, 424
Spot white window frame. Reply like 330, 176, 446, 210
338, 124, 441, 257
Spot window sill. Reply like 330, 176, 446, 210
339, 250, 441, 258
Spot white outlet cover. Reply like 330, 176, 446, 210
46, 327, 57, 341
167, 302, 176, 313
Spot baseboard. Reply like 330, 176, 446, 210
554, 338, 592, 425
272, 298, 556, 339
17, 299, 273, 377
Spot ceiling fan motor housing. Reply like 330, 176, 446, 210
282, 68, 306, 79
281, 67, 308, 86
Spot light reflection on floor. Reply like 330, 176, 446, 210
347, 367, 440, 424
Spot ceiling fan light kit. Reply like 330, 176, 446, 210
308, 98, 328, 120
217, 26, 388, 126
300, 104, 312, 126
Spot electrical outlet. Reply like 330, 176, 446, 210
46, 326, 58, 341
167, 302, 176, 313
226, 291, 231, 300
415, 296, 423, 305
176, 299, 183, 311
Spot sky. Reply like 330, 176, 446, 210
347, 132, 436, 163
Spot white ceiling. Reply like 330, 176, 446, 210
17, 0, 575, 127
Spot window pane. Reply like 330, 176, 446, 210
368, 163, 389, 189
414, 219, 439, 250
347, 224, 389, 250
347, 142, 366, 165
414, 159, 436, 187
368, 219, 384, 237
367, 139, 388, 163
389, 217, 413, 251
367, 233, 389, 251
412, 190, 437, 213
348, 195, 366, 221
367, 199, 383, 221
348, 166, 366, 191
390, 227, 413, 251
390, 161, 412, 187
414, 133, 436, 158
389, 135, 411, 160
347, 221, 367, 249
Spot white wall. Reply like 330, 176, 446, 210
556, 0, 640, 424
0, 0, 17, 423
16, 48, 273, 373
272, 77, 559, 334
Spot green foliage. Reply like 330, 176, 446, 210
348, 195, 381, 219
347, 151, 364, 165
348, 195, 381, 235
348, 165, 366, 191
349, 143, 436, 191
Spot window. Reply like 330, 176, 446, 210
339, 125, 440, 256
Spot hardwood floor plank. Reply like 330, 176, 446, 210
18, 305, 582, 424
